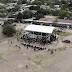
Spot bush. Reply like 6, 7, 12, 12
22, 0, 27, 4
2, 24, 16, 37
0, 5, 4, 9
37, 9, 50, 15
59, 10, 70, 19
16, 12, 23, 20
51, 9, 60, 16
23, 10, 33, 19
36, 14, 44, 20
29, 5, 40, 10
0, 13, 6, 18
4, 19, 14, 26
12, 6, 20, 12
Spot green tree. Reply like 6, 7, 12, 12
60, 4, 68, 10
23, 10, 33, 19
2, 24, 16, 37
12, 6, 20, 12
17, 0, 22, 5
51, 9, 60, 16
53, 18, 58, 23
37, 9, 50, 15
0, 13, 6, 18
0, 0, 15, 4
59, 10, 70, 19
36, 14, 44, 20
32, 0, 42, 5
29, 5, 40, 10
16, 12, 23, 20
4, 19, 13, 26
22, 0, 27, 4
0, 5, 4, 9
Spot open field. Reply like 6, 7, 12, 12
0, 22, 72, 72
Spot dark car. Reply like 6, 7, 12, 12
12, 24, 16, 26
0, 23, 2, 25
62, 40, 70, 43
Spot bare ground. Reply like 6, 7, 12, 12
0, 22, 72, 72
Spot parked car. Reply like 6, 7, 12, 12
1, 23, 4, 26
0, 23, 4, 26
0, 23, 2, 25
62, 40, 70, 43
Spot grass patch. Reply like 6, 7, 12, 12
35, 54, 43, 59
0, 53, 3, 60
53, 31, 70, 36
58, 47, 67, 51
34, 54, 43, 65
70, 47, 72, 48
27, 57, 31, 61
35, 60, 42, 65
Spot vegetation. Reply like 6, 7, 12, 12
22, 0, 27, 4
0, 0, 72, 20
23, 10, 33, 19
54, 31, 70, 36
29, 5, 40, 10
0, 53, 3, 60
4, 19, 13, 25
2, 24, 16, 37
0, 13, 6, 18
0, 5, 5, 9
59, 10, 70, 19
0, 10, 6, 13
16, 12, 23, 20
36, 14, 44, 20
37, 9, 50, 15
32, 0, 42, 5
12, 6, 20, 12
51, 9, 60, 16
57, 47, 67, 51
17, 0, 22, 5
31, 0, 72, 5
0, 0, 15, 4
7, 6, 20, 12
53, 18, 58, 22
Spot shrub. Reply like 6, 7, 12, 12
2, 24, 16, 37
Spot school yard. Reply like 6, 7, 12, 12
0, 21, 72, 72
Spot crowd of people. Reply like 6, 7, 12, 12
20, 34, 57, 45
21, 42, 46, 51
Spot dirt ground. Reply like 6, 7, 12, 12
0, 21, 72, 72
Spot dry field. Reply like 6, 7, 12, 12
0, 21, 72, 72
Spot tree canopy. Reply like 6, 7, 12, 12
0, 0, 15, 4
16, 12, 23, 20
2, 24, 16, 37
29, 5, 40, 10
37, 9, 50, 15
23, 10, 33, 19
59, 10, 70, 19
36, 14, 44, 20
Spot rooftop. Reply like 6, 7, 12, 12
25, 25, 55, 33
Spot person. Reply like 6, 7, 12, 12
48, 49, 51, 51
11, 41, 12, 44
18, 46, 21, 49
34, 48, 36, 51
55, 49, 57, 51
51, 49, 53, 54
17, 38, 19, 41
26, 65, 28, 69
27, 46, 28, 49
